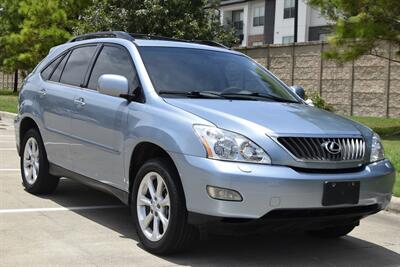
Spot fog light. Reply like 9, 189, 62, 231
206, 186, 243, 201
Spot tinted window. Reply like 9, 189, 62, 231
253, 6, 264, 27
50, 52, 69, 82
140, 47, 298, 102
41, 56, 63, 80
88, 45, 138, 91
60, 46, 96, 86
284, 0, 295, 19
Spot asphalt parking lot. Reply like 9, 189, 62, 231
0, 117, 400, 267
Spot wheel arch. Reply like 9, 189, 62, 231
18, 116, 41, 155
128, 142, 184, 205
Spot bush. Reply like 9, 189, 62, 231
305, 92, 334, 112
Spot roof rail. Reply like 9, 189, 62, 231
68, 31, 229, 49
129, 33, 179, 42
68, 31, 134, 42
130, 33, 229, 49
191, 40, 230, 49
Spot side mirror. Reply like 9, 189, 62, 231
290, 85, 305, 100
98, 74, 129, 98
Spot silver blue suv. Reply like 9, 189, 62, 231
15, 31, 395, 254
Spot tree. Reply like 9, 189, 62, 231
308, 0, 400, 63
0, 0, 90, 74
0, 0, 25, 91
73, 0, 238, 47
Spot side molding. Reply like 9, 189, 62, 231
49, 163, 129, 205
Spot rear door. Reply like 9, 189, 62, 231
44, 44, 98, 170
70, 44, 139, 190
39, 51, 75, 169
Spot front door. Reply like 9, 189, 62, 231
70, 44, 139, 190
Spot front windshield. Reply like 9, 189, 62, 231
139, 47, 299, 102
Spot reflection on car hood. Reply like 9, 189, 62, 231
164, 99, 365, 136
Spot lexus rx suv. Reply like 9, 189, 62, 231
15, 31, 395, 254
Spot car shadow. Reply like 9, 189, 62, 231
40, 178, 400, 267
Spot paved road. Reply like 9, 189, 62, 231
0, 117, 399, 267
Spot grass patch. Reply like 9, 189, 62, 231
382, 138, 400, 197
350, 116, 399, 197
349, 116, 400, 137
0, 90, 18, 113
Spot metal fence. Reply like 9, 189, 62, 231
0, 71, 22, 91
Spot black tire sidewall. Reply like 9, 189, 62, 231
131, 158, 187, 253
20, 129, 56, 193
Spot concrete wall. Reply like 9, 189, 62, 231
238, 41, 399, 118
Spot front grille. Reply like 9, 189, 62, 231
277, 137, 366, 162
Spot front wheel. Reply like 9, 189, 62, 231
131, 158, 198, 254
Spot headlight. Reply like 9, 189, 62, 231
370, 133, 385, 162
193, 125, 271, 164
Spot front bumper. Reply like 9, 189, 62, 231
170, 152, 395, 219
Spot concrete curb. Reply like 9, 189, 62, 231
387, 196, 400, 214
0, 111, 17, 121
1, 110, 399, 213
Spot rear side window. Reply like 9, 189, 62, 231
88, 45, 138, 91
41, 56, 63, 80
50, 52, 69, 82
60, 46, 96, 87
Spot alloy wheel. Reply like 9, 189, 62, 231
136, 171, 171, 242
23, 137, 40, 185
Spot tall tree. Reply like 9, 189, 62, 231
74, 0, 237, 47
0, 0, 25, 91
0, 0, 90, 73
308, 0, 400, 63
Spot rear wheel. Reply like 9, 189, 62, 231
307, 224, 356, 238
20, 129, 59, 194
131, 158, 198, 254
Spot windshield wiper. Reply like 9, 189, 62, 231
158, 90, 225, 99
219, 92, 299, 103
159, 90, 298, 103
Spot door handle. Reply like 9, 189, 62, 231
39, 88, 47, 97
74, 97, 85, 107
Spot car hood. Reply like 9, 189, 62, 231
164, 99, 366, 136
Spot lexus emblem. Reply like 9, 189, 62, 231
322, 141, 342, 154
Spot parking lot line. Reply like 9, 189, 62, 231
0, 168, 20, 171
0, 205, 125, 214
0, 148, 16, 151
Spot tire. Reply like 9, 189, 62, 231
131, 158, 198, 254
20, 128, 59, 194
307, 224, 356, 238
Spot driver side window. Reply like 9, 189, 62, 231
88, 45, 139, 92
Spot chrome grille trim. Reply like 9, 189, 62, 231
277, 137, 366, 162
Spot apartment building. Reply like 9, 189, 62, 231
219, 0, 331, 47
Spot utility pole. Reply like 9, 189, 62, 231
294, 0, 298, 42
